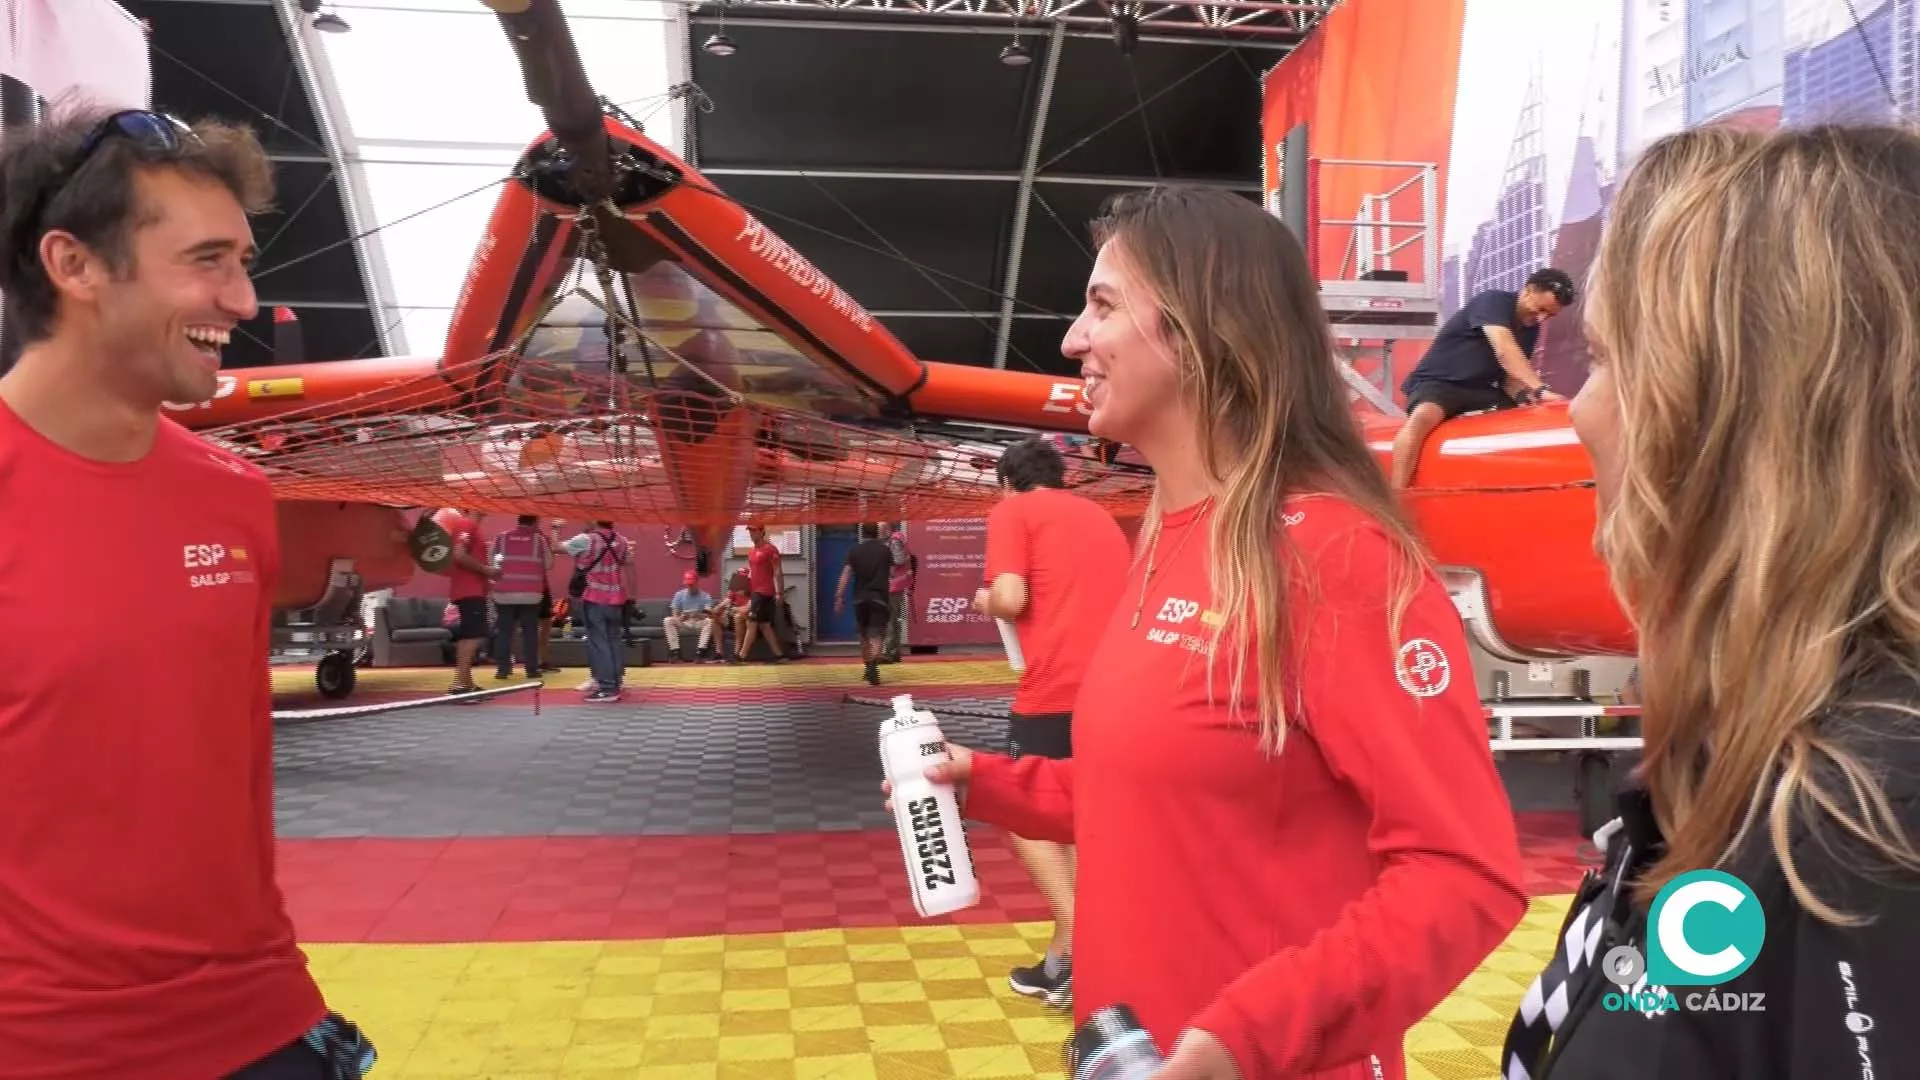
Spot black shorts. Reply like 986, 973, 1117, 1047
230, 1038, 328, 1079
452, 597, 490, 641
1006, 710, 1072, 760
1405, 379, 1514, 421
854, 598, 890, 635
747, 593, 778, 622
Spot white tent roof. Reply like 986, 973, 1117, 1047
312, 0, 684, 357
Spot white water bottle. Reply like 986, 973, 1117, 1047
880, 694, 981, 917
995, 617, 1026, 673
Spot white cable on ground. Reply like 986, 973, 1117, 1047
273, 680, 543, 722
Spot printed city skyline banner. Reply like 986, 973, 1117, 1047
1264, 0, 1917, 401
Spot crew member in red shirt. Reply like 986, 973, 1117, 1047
432, 506, 499, 694
972, 434, 1129, 1003
735, 523, 793, 662
897, 187, 1526, 1079
0, 109, 369, 1078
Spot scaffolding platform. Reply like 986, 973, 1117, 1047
1303, 157, 1445, 412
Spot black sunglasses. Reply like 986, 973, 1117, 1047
25, 110, 199, 236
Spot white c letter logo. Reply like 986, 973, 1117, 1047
1656, 879, 1748, 979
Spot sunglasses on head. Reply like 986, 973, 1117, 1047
25, 109, 198, 236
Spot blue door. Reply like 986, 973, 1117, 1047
813, 526, 860, 642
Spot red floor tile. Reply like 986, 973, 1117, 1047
281, 811, 1588, 945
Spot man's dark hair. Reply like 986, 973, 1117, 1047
0, 108, 275, 345
1525, 267, 1576, 306
517, 514, 538, 527
996, 436, 1066, 492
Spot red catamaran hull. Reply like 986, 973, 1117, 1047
1362, 402, 1633, 658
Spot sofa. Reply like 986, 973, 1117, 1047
546, 598, 667, 668
369, 596, 454, 667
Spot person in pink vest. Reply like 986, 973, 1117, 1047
488, 514, 553, 680
563, 520, 635, 702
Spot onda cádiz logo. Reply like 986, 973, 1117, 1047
1601, 869, 1768, 1017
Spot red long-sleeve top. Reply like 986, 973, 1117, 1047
963, 494, 1527, 1079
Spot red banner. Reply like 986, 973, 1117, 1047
905, 518, 996, 647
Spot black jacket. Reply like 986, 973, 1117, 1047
1512, 679, 1920, 1080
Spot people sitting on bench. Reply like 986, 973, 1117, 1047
662, 570, 718, 660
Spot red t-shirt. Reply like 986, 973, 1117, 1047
0, 405, 327, 1076
983, 487, 1130, 715
747, 541, 780, 596
434, 509, 488, 601
965, 494, 1527, 1079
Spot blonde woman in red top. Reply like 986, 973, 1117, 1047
892, 186, 1527, 1079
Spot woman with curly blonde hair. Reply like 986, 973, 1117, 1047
1501, 122, 1920, 1079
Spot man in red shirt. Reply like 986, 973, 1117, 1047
433, 506, 500, 693
0, 110, 369, 1078
972, 435, 1130, 1004
735, 523, 793, 662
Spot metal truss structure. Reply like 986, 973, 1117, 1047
689, 0, 1339, 43
683, 0, 1306, 371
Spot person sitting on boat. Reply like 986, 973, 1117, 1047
1389, 268, 1574, 489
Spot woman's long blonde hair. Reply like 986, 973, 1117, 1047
1088, 186, 1426, 753
1587, 123, 1920, 920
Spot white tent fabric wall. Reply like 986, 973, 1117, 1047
0, 0, 150, 112
315, 0, 684, 361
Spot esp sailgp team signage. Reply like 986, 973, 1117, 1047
906, 518, 996, 647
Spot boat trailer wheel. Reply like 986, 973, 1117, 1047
316, 650, 357, 700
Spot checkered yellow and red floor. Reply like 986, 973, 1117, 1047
269, 657, 1589, 1079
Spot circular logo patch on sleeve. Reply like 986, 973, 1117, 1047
1396, 638, 1452, 697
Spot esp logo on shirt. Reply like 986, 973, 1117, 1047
1156, 597, 1201, 624
184, 543, 230, 568
183, 543, 253, 589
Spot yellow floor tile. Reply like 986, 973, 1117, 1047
274, 660, 1017, 699
311, 906, 1564, 1078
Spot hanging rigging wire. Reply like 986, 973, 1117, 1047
146, 40, 332, 159
1840, 0, 1900, 116
796, 172, 1049, 372
671, 174, 1074, 322
1128, 61, 1165, 178
250, 174, 515, 282
254, 170, 338, 262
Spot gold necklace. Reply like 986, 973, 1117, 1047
1130, 504, 1207, 628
